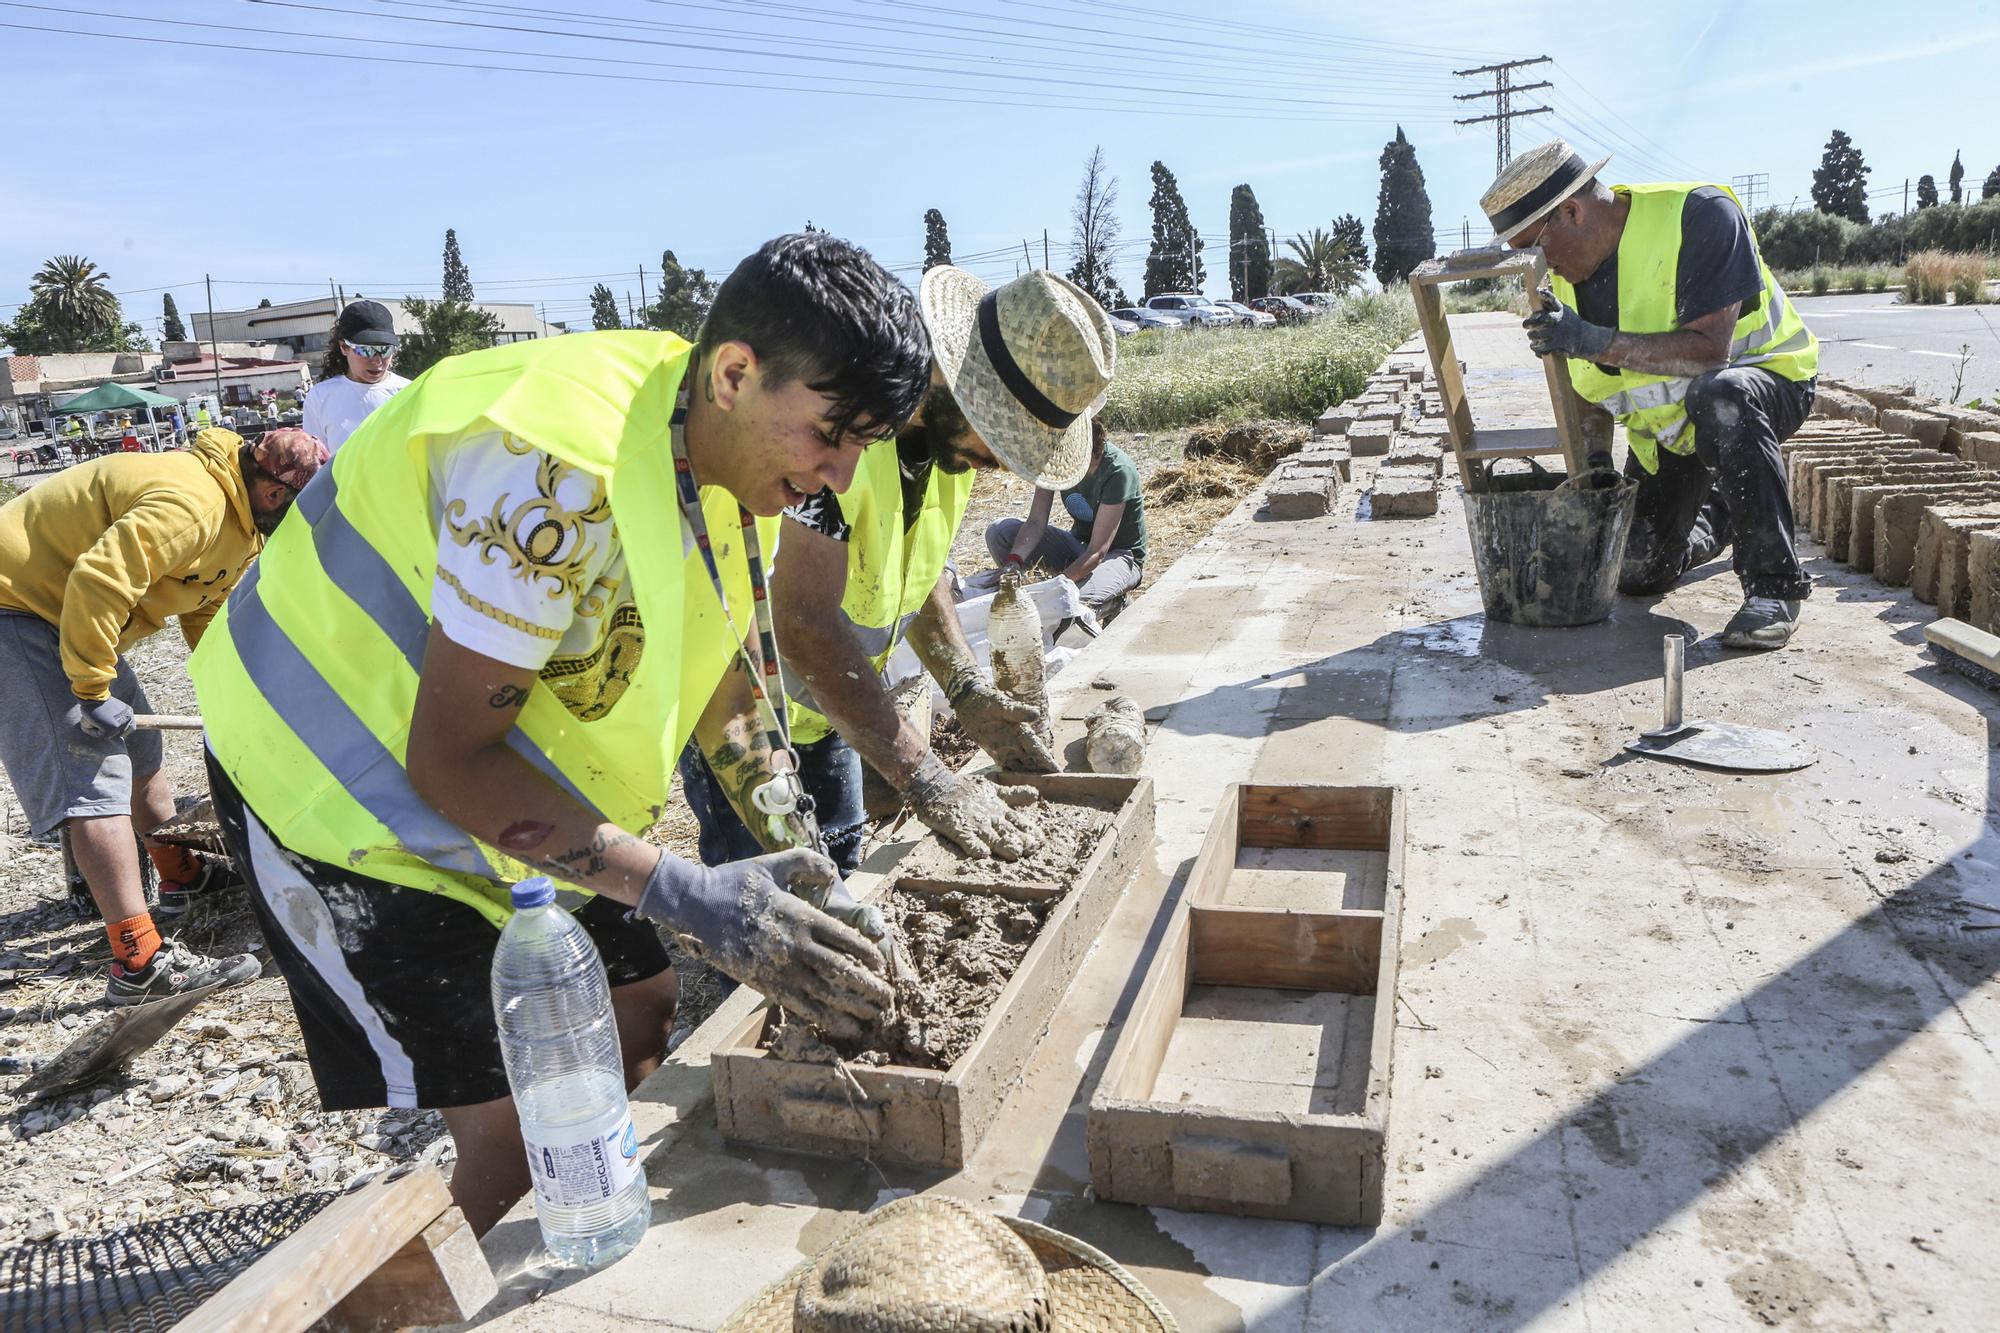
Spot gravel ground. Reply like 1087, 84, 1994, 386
0, 420, 1253, 1252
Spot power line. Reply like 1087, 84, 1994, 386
1453, 56, 1553, 175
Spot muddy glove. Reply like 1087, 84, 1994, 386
813, 871, 889, 945
67, 696, 135, 741
637, 848, 890, 1040
943, 664, 1057, 773
1523, 286, 1614, 361
901, 753, 1041, 861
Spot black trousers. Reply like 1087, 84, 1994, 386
1619, 367, 1816, 600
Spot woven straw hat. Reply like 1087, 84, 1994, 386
719, 1196, 1177, 1333
1479, 138, 1612, 243
920, 267, 1117, 491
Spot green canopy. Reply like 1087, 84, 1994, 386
52, 381, 180, 414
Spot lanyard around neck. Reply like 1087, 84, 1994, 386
668, 373, 815, 833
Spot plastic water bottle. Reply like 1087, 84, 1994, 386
987, 567, 1054, 755
492, 877, 649, 1268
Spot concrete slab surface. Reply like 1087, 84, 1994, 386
460, 314, 2000, 1332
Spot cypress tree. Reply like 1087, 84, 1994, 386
1810, 130, 1870, 223
161, 293, 187, 342
1372, 127, 1435, 288
589, 283, 623, 330
1330, 213, 1370, 274
1227, 184, 1271, 302
1950, 150, 1965, 205
1143, 161, 1203, 297
923, 209, 952, 271
441, 228, 474, 302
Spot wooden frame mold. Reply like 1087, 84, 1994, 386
1087, 783, 1405, 1226
712, 772, 1154, 1169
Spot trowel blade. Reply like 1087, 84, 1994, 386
1624, 718, 1817, 773
16, 981, 228, 1100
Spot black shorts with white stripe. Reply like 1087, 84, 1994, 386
204, 750, 672, 1111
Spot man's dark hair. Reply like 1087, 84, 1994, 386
1089, 415, 1107, 459
699, 232, 931, 444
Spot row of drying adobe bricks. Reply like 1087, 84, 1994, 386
1790, 382, 2000, 629
1271, 361, 1449, 519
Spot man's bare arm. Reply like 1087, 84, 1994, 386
906, 568, 981, 684
689, 648, 794, 854
406, 624, 658, 904
1598, 303, 1739, 380
771, 517, 932, 790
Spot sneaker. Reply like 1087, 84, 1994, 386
105, 938, 261, 1007
1721, 597, 1802, 650
154, 857, 229, 921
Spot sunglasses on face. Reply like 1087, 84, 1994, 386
344, 341, 394, 359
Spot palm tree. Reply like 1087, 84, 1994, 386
30, 255, 119, 346
1273, 229, 1364, 297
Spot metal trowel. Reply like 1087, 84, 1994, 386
1625, 635, 1818, 772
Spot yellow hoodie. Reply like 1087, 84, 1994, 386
0, 429, 260, 700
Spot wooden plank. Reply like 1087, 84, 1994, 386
1528, 255, 1592, 474
178, 1169, 457, 1333
1187, 906, 1383, 994
1238, 784, 1392, 852
325, 1208, 497, 1332
1408, 275, 1477, 483
1104, 906, 1191, 1102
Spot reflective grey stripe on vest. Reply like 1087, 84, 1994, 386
781, 607, 921, 718
227, 564, 498, 879
267, 472, 607, 827
1595, 286, 1807, 419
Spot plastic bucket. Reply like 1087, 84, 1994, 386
1462, 469, 1637, 626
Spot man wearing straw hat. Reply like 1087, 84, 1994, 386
681, 267, 1117, 872
1483, 140, 1819, 649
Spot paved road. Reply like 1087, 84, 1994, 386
1792, 289, 2000, 403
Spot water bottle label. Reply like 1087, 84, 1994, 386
523, 1104, 643, 1210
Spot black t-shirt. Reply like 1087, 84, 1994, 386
785, 437, 934, 542
1572, 186, 1765, 372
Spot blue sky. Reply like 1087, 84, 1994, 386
4, 0, 1997, 342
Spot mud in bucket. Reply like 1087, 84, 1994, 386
1463, 468, 1637, 626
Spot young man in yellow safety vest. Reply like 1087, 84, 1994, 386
678, 268, 1116, 874
1484, 140, 1819, 649
189, 233, 925, 1233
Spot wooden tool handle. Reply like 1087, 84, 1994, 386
133, 713, 204, 730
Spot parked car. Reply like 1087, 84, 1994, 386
1214, 299, 1276, 328
1292, 291, 1343, 312
1251, 295, 1320, 324
1105, 311, 1141, 336
1142, 293, 1238, 327
1112, 305, 1191, 330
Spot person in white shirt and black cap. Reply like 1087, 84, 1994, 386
1483, 139, 1820, 650
304, 298, 412, 453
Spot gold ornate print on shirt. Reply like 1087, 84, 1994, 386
540, 603, 645, 721
442, 437, 611, 604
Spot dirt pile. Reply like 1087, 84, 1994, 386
1184, 419, 1310, 470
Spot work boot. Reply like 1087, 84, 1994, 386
154, 856, 230, 921
1720, 597, 1801, 650
105, 938, 261, 1007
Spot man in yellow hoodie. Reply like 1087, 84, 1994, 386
0, 427, 328, 1005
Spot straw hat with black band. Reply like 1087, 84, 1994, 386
720, 1195, 1177, 1332
1480, 139, 1613, 244
919, 267, 1117, 492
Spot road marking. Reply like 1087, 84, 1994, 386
1851, 342, 1901, 351
1911, 349, 1976, 359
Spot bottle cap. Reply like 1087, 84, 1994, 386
510, 876, 557, 909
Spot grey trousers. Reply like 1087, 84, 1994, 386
983, 518, 1142, 609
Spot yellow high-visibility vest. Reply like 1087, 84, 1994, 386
190, 332, 777, 926
1552, 181, 1817, 473
783, 443, 972, 745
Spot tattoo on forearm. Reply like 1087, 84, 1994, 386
540, 829, 642, 878
489, 684, 530, 709
497, 819, 554, 852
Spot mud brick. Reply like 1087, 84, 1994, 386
1266, 466, 1337, 519
1384, 440, 1445, 478
1878, 408, 1951, 448
1313, 403, 1360, 438
1912, 505, 2000, 604
1346, 419, 1396, 457
1369, 465, 1439, 518
1969, 530, 2000, 633
1295, 442, 1353, 482
1811, 385, 1878, 425
1846, 480, 2000, 568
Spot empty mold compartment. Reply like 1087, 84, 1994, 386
1088, 783, 1404, 1225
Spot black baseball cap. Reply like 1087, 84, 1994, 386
333, 299, 398, 348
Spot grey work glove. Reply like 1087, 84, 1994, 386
1524, 286, 1614, 361
67, 695, 135, 741
902, 753, 1042, 861
636, 848, 890, 1040
943, 665, 1057, 774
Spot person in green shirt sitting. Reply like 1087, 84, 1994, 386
984, 417, 1145, 612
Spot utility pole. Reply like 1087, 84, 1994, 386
1453, 56, 1553, 175
203, 274, 225, 411
1729, 173, 1769, 213
1462, 218, 1471, 249
1043, 229, 1050, 270
1904, 178, 1911, 218
626, 291, 635, 327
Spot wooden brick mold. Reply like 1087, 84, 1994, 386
1088, 783, 1405, 1226
712, 772, 1154, 1169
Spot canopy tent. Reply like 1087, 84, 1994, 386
50, 381, 179, 414
50, 381, 182, 453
